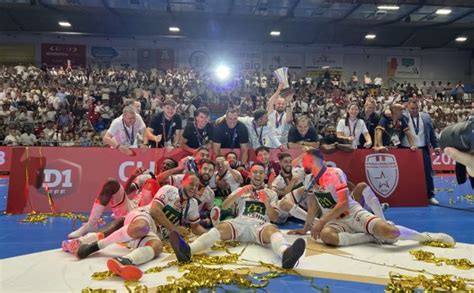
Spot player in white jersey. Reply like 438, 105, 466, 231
169, 163, 307, 269
299, 149, 455, 247
75, 173, 207, 281
67, 168, 159, 239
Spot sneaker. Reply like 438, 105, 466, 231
381, 203, 390, 211
428, 198, 440, 205
68, 223, 97, 239
282, 238, 306, 269
107, 257, 143, 281
210, 207, 221, 227
421, 232, 456, 246
169, 230, 191, 263
76, 242, 100, 259
62, 239, 82, 254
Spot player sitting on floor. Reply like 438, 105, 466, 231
75, 172, 207, 281
169, 163, 307, 269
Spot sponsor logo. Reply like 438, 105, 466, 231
43, 159, 82, 197
365, 154, 399, 198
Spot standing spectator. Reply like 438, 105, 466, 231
350, 72, 358, 89
319, 124, 354, 153
213, 108, 250, 166
358, 98, 380, 147
267, 84, 293, 146
146, 99, 182, 148
363, 72, 372, 89
402, 99, 441, 205
238, 109, 283, 150
103, 106, 146, 156
375, 103, 416, 151
455, 81, 465, 103
287, 116, 319, 149
180, 107, 213, 154
336, 103, 372, 149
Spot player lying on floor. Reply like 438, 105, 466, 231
74, 172, 207, 281
299, 148, 455, 247
169, 163, 307, 269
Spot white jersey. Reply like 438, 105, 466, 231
272, 167, 305, 194
267, 110, 290, 145
304, 167, 357, 216
110, 185, 137, 219
168, 174, 215, 212
232, 187, 278, 223
153, 185, 200, 226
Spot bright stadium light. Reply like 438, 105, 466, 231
215, 65, 231, 81
456, 36, 467, 42
436, 8, 452, 15
365, 34, 376, 39
377, 5, 399, 10
169, 26, 180, 32
59, 21, 71, 27
270, 31, 281, 36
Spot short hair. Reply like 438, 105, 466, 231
122, 106, 136, 115
365, 98, 376, 106
255, 146, 270, 156
225, 151, 238, 159
253, 109, 267, 121
194, 146, 209, 155
198, 158, 215, 169
195, 107, 210, 117
226, 108, 239, 116
296, 115, 310, 125
182, 171, 199, 182
277, 152, 292, 161
305, 148, 324, 161
250, 162, 266, 171
163, 99, 177, 107
162, 158, 178, 168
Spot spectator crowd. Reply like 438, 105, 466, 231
0, 64, 472, 149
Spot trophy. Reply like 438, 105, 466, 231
273, 67, 294, 97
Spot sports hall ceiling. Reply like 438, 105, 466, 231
0, 0, 474, 49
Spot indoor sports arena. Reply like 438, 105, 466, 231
0, 1, 473, 292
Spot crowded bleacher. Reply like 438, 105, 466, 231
0, 64, 472, 147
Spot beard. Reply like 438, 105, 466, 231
304, 167, 312, 175
229, 161, 238, 169
199, 174, 210, 185
325, 134, 337, 144
283, 166, 292, 174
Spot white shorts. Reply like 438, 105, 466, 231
324, 205, 381, 235
124, 208, 160, 248
110, 185, 138, 219
223, 217, 275, 245
275, 191, 308, 224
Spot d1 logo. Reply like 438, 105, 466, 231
365, 154, 399, 198
41, 159, 82, 198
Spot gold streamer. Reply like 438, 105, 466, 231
81, 288, 117, 293
18, 212, 103, 224
386, 272, 474, 292
410, 249, 474, 270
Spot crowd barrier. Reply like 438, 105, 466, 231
1, 146, 454, 213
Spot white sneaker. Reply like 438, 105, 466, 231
210, 207, 221, 227
68, 223, 97, 239
421, 232, 456, 246
429, 198, 440, 205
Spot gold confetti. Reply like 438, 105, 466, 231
386, 272, 474, 292
91, 271, 117, 281
421, 241, 455, 248
18, 212, 106, 224
410, 250, 474, 270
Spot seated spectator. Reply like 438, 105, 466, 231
336, 103, 372, 149
287, 116, 319, 149
4, 127, 20, 146
19, 127, 37, 146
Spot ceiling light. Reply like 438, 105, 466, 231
322, 66, 330, 69
456, 36, 467, 42
436, 8, 452, 15
169, 27, 180, 32
365, 34, 376, 39
270, 31, 280, 36
377, 5, 399, 10
58, 21, 71, 27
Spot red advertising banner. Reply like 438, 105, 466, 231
41, 43, 86, 68
6, 148, 427, 214
0, 147, 12, 173
431, 150, 456, 172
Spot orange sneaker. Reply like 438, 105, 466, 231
107, 257, 143, 281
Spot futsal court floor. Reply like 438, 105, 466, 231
0, 176, 473, 292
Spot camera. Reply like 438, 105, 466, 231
439, 116, 473, 153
